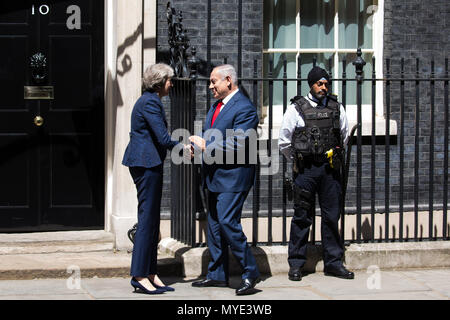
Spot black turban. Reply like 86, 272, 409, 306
307, 66, 330, 87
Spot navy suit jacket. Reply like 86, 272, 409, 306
122, 91, 179, 168
203, 90, 259, 193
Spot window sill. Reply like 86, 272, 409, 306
348, 117, 398, 137
257, 116, 398, 140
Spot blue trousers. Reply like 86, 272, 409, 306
288, 163, 344, 269
206, 191, 260, 282
129, 165, 163, 277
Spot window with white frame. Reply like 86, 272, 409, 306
262, 0, 392, 136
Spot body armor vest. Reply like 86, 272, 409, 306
291, 95, 342, 160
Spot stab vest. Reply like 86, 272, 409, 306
291, 95, 342, 159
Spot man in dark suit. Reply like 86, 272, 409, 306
189, 64, 260, 296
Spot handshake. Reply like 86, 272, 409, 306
182, 136, 206, 159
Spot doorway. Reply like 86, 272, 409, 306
0, 0, 104, 232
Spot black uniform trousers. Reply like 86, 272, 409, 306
288, 161, 344, 269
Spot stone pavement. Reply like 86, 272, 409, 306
0, 268, 449, 300
1, 230, 449, 308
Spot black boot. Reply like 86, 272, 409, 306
288, 266, 302, 281
324, 265, 354, 279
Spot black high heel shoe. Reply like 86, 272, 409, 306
149, 278, 175, 292
130, 278, 164, 294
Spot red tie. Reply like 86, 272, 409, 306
211, 101, 223, 126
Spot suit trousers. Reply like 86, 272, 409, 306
129, 165, 163, 277
206, 191, 260, 282
288, 162, 344, 269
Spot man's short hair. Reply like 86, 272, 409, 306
213, 64, 237, 84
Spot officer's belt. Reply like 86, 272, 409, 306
300, 154, 329, 165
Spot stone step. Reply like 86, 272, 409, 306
0, 250, 182, 280
0, 230, 115, 255
159, 237, 450, 278
0, 231, 183, 280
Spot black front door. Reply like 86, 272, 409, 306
0, 0, 104, 232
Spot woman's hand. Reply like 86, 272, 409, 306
189, 135, 206, 152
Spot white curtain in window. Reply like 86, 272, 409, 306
263, 0, 296, 49
263, 53, 297, 106
300, 0, 335, 49
264, 0, 375, 105
339, 52, 373, 105
339, 0, 373, 49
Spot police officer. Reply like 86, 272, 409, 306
279, 66, 354, 281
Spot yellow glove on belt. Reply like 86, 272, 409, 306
326, 148, 334, 168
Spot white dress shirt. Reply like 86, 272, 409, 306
278, 93, 349, 160
219, 88, 239, 111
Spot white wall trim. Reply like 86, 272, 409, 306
103, 0, 156, 249
104, 0, 117, 233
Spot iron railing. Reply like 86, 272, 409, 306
169, 49, 449, 247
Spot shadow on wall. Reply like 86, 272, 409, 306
106, 20, 156, 173
351, 217, 450, 242
184, 244, 325, 277
173, 245, 280, 278
157, 49, 220, 78
197, 246, 273, 278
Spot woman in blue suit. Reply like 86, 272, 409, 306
122, 63, 186, 294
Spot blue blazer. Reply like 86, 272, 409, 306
203, 90, 259, 193
122, 91, 179, 168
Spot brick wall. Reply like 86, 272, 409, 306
156, 0, 263, 215
373, 0, 450, 213
156, 0, 449, 218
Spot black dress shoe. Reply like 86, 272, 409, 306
235, 278, 260, 296
191, 278, 228, 288
324, 265, 355, 279
288, 267, 302, 281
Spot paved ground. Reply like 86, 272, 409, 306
1, 231, 448, 317
0, 268, 448, 301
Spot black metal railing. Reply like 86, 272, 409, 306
169, 78, 198, 246
169, 49, 449, 247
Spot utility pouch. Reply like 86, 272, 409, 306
332, 150, 342, 171
293, 185, 313, 208
292, 127, 310, 155
284, 178, 294, 201
332, 111, 340, 129
293, 152, 304, 174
